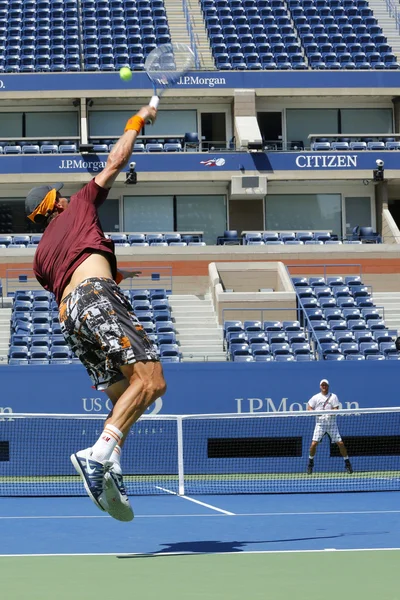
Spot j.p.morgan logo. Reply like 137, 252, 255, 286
296, 154, 358, 168
177, 75, 226, 87
59, 159, 107, 172
235, 397, 360, 412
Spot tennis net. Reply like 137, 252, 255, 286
1, 408, 400, 497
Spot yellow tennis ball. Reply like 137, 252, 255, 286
119, 67, 132, 82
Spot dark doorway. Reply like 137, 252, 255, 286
257, 112, 282, 149
229, 199, 264, 232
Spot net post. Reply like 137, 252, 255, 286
177, 416, 185, 495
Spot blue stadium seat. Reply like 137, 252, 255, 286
263, 320, 283, 331
244, 320, 262, 332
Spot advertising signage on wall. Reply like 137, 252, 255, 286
0, 71, 399, 92
0, 151, 394, 175
0, 362, 398, 416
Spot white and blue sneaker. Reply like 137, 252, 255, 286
70, 448, 109, 512
104, 465, 134, 522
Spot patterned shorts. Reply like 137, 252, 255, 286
59, 277, 158, 390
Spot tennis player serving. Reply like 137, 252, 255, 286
25, 103, 166, 522
307, 379, 353, 475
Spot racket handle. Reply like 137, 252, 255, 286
149, 95, 159, 109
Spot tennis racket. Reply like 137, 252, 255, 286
145, 43, 195, 114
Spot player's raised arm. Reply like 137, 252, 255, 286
95, 105, 157, 190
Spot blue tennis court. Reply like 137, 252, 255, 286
2, 491, 400, 556
1, 491, 400, 600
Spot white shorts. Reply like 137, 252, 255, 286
312, 418, 342, 443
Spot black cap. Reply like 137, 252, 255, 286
25, 183, 64, 222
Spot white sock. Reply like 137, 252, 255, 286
110, 446, 122, 472
91, 424, 123, 463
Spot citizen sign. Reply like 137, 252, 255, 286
235, 397, 360, 412
295, 154, 358, 168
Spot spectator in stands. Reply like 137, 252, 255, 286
307, 379, 353, 476
25, 104, 166, 522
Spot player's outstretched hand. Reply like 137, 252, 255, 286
137, 106, 157, 124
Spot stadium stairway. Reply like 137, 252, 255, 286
168, 294, 226, 361
366, 0, 400, 60
162, 0, 214, 69
186, 0, 215, 69
372, 291, 400, 335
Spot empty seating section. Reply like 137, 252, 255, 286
224, 319, 314, 361
81, 0, 171, 71
0, 140, 78, 154
0, 0, 171, 73
311, 138, 400, 151
0, 133, 200, 154
0, 0, 398, 72
0, 0, 81, 73
288, 0, 399, 70
293, 275, 400, 360
201, 0, 399, 70
9, 287, 182, 364
218, 230, 377, 244
0, 233, 205, 247
201, 0, 307, 70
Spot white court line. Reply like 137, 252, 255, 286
2, 547, 400, 558
155, 486, 235, 515
2, 509, 400, 520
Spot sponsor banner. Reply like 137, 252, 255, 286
0, 71, 399, 92
0, 361, 398, 418
0, 151, 395, 175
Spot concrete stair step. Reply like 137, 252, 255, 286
174, 317, 220, 326
178, 333, 223, 341
179, 341, 223, 349
182, 356, 227, 362
181, 350, 226, 357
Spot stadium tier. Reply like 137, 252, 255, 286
9, 287, 183, 364
0, 0, 398, 72
0, 233, 205, 246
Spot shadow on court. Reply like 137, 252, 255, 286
117, 532, 358, 557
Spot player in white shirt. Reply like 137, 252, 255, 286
307, 379, 353, 475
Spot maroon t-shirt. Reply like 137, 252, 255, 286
33, 178, 117, 304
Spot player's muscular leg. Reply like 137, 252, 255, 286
336, 440, 348, 458
309, 440, 318, 457
104, 361, 166, 438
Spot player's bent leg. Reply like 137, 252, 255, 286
336, 440, 353, 474
307, 440, 318, 474
102, 361, 166, 522
107, 360, 166, 435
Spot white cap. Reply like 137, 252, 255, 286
320, 379, 329, 386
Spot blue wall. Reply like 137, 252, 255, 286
0, 361, 398, 417
0, 71, 398, 92
0, 151, 395, 175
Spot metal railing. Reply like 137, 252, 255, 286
183, 0, 201, 69
5, 265, 173, 296
386, 0, 400, 31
